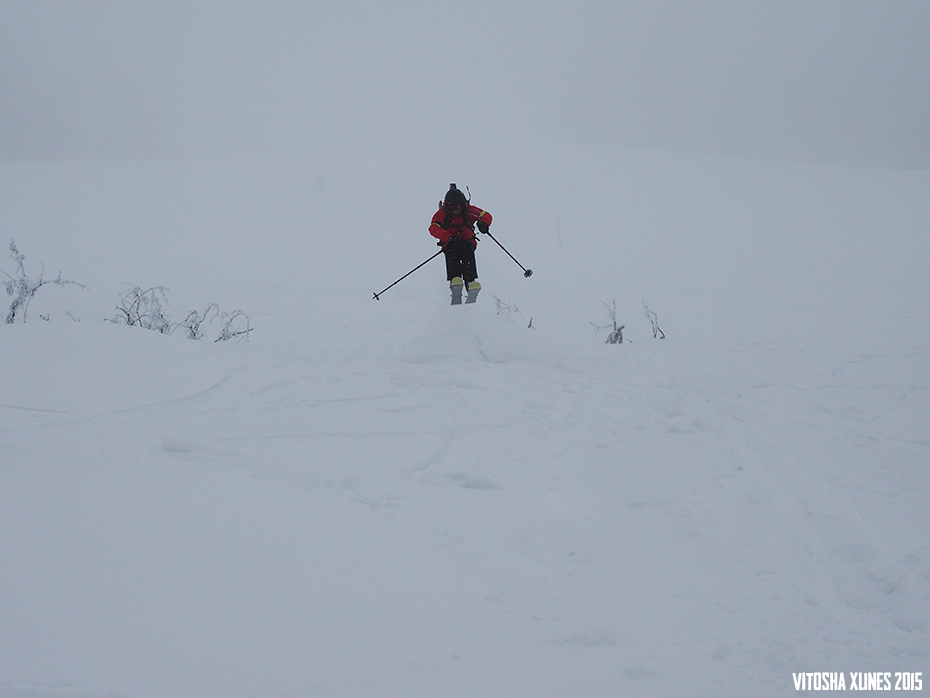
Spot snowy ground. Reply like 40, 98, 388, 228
1, 143, 929, 697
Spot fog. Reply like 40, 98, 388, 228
2, 0, 929, 167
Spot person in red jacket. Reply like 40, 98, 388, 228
429, 183, 492, 304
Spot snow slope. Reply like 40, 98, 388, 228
1, 143, 929, 697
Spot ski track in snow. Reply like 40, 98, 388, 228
1, 151, 929, 698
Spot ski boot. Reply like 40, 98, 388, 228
450, 276, 464, 305
465, 280, 481, 304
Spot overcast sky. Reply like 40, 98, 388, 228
2, 0, 928, 167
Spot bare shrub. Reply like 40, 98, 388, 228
493, 294, 534, 329
180, 304, 252, 343
643, 300, 665, 339
592, 299, 625, 344
109, 285, 173, 334
110, 286, 251, 343
3, 240, 86, 324
178, 303, 219, 340
213, 309, 252, 343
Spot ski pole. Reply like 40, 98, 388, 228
483, 230, 533, 278
373, 249, 444, 300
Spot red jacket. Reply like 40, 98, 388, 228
429, 204, 492, 250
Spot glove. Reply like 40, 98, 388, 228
477, 221, 489, 234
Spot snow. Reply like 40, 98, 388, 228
1, 143, 929, 697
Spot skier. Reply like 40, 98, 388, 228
429, 184, 493, 304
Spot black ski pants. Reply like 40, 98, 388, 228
442, 236, 478, 283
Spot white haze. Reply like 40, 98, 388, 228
2, 0, 929, 167
2, 135, 929, 698
1, 3, 929, 697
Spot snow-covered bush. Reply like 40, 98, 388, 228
179, 304, 252, 343
109, 285, 173, 334
212, 309, 252, 343
643, 300, 665, 339
592, 299, 625, 344
109, 285, 252, 343
493, 294, 534, 329
177, 304, 217, 340
3, 240, 86, 324
592, 300, 666, 343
